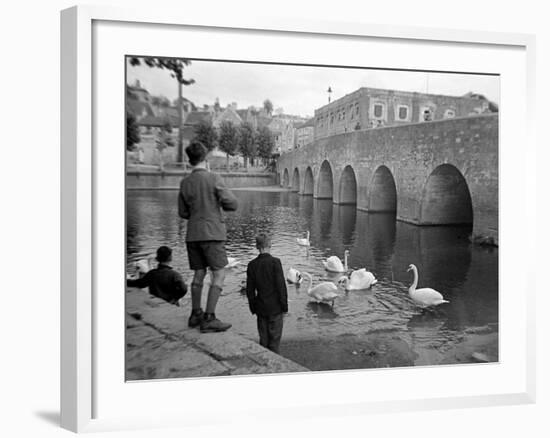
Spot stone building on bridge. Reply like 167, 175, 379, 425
314, 87, 494, 140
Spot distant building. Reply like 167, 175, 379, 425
126, 99, 155, 122
294, 118, 315, 148
127, 80, 151, 104
314, 87, 495, 141
212, 107, 242, 128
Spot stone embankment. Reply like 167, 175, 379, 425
126, 167, 277, 190
126, 288, 308, 380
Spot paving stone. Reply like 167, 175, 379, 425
126, 287, 309, 379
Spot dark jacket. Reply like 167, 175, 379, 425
178, 168, 238, 242
127, 264, 187, 305
246, 253, 288, 317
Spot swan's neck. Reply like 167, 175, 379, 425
306, 231, 310, 240
305, 273, 313, 294
409, 267, 418, 293
344, 252, 348, 271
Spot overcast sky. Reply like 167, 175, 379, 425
126, 58, 499, 118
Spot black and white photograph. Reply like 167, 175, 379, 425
125, 57, 499, 380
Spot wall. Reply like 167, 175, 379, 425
278, 114, 498, 241
127, 169, 276, 189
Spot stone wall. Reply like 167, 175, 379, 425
277, 114, 498, 242
127, 169, 276, 190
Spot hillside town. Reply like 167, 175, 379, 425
126, 79, 312, 170
126, 78, 497, 172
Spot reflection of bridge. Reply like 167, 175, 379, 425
277, 114, 498, 243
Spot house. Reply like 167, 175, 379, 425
313, 87, 496, 141
126, 99, 155, 121
294, 118, 315, 148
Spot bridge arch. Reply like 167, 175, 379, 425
291, 168, 300, 192
282, 168, 289, 188
303, 167, 314, 195
316, 160, 333, 199
369, 165, 397, 212
338, 165, 357, 205
420, 164, 473, 225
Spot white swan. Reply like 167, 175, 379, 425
339, 268, 377, 290
134, 256, 156, 278
224, 257, 240, 268
303, 272, 341, 307
127, 256, 155, 280
322, 249, 349, 273
296, 231, 310, 246
407, 264, 449, 308
286, 267, 303, 284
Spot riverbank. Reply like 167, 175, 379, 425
126, 288, 308, 380
280, 325, 498, 371
127, 167, 277, 190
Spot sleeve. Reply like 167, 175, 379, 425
246, 263, 257, 315
214, 174, 239, 212
178, 189, 190, 219
274, 258, 288, 313
126, 272, 150, 289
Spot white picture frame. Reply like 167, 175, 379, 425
60, 5, 536, 433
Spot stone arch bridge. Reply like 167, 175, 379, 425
277, 114, 498, 242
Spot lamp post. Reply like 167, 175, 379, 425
327, 86, 332, 103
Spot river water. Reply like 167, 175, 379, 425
127, 189, 498, 371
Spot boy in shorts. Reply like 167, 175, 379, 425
246, 234, 288, 353
178, 141, 239, 333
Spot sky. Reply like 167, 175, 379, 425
126, 58, 500, 118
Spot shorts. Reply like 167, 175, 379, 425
186, 241, 228, 271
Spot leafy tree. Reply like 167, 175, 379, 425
129, 57, 195, 163
238, 122, 257, 169
193, 120, 218, 152
263, 99, 273, 116
155, 119, 174, 171
218, 121, 240, 170
126, 111, 141, 151
256, 126, 275, 165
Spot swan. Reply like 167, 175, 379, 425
224, 257, 240, 268
134, 256, 156, 278
296, 231, 310, 246
303, 272, 341, 307
286, 267, 303, 284
322, 250, 349, 273
407, 264, 449, 308
338, 268, 377, 290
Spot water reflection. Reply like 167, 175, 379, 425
127, 190, 498, 368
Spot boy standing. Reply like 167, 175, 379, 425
127, 246, 187, 305
178, 141, 239, 333
246, 234, 288, 354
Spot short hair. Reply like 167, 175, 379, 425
156, 246, 172, 263
185, 141, 208, 166
255, 233, 271, 250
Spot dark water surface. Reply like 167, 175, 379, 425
127, 190, 498, 370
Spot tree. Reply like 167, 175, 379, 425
129, 57, 195, 163
238, 122, 257, 169
193, 120, 218, 152
218, 121, 240, 170
256, 126, 275, 166
263, 99, 273, 116
155, 119, 174, 171
126, 111, 141, 151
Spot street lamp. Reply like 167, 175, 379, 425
327, 86, 332, 103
